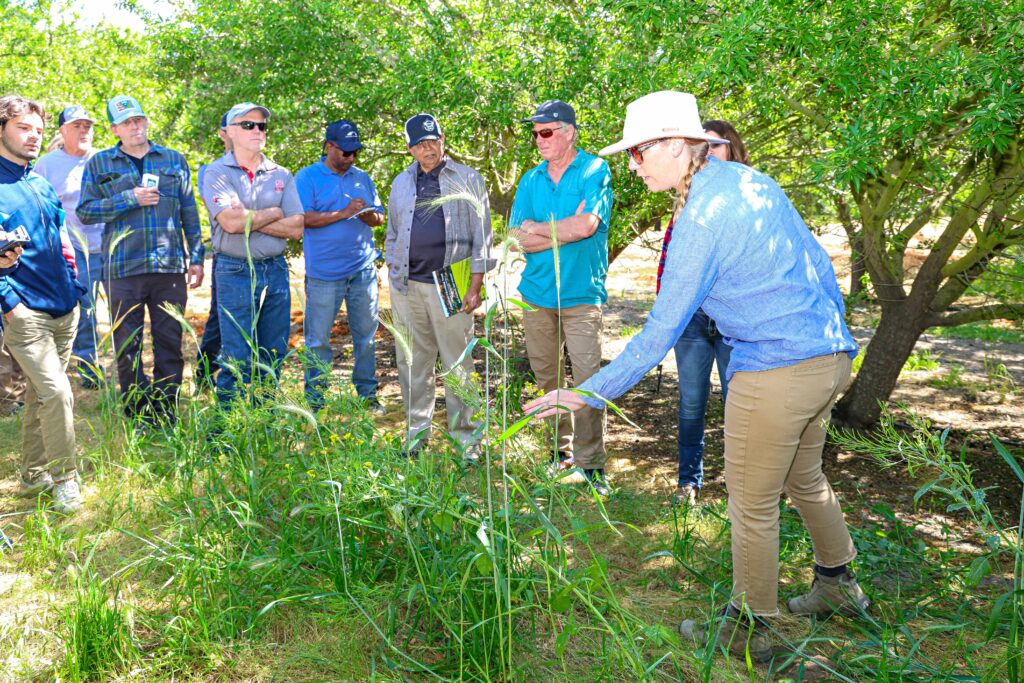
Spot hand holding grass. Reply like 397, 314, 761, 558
523, 388, 586, 418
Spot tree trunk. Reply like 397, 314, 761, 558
849, 231, 867, 298
832, 300, 928, 428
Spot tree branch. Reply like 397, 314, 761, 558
925, 303, 1024, 328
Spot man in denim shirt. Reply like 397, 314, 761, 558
78, 95, 204, 422
385, 114, 494, 457
510, 100, 613, 493
295, 119, 385, 413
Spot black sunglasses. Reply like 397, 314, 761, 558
231, 120, 267, 132
531, 126, 565, 140
341, 149, 358, 158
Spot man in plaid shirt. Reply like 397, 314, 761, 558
78, 95, 204, 423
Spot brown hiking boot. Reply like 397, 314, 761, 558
679, 605, 774, 664
673, 484, 698, 506
788, 570, 870, 617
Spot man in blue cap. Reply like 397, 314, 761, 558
78, 95, 204, 424
386, 113, 494, 458
199, 102, 304, 405
294, 119, 385, 413
510, 99, 614, 495
35, 105, 104, 389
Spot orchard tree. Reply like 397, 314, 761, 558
629, 0, 1024, 427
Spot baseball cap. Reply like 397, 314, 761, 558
325, 119, 362, 152
106, 95, 146, 125
58, 105, 94, 127
521, 100, 576, 126
225, 102, 272, 125
404, 113, 442, 147
219, 110, 230, 130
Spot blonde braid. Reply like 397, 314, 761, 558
672, 140, 710, 216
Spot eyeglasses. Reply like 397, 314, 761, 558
231, 120, 267, 132
341, 149, 358, 158
531, 126, 566, 140
627, 140, 663, 164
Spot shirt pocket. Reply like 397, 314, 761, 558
157, 169, 184, 199
96, 172, 136, 200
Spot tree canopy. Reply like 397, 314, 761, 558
4, 0, 1023, 425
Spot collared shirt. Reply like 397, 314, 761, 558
510, 149, 613, 308
578, 157, 858, 409
294, 160, 382, 280
408, 160, 447, 283
34, 148, 104, 254
77, 141, 203, 280
385, 156, 495, 296
201, 151, 304, 260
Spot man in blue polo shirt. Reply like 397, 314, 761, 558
510, 99, 614, 494
294, 120, 385, 413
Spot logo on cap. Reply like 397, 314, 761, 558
346, 130, 357, 137
114, 99, 134, 113
423, 120, 436, 132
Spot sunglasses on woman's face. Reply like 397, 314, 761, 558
627, 140, 662, 164
231, 120, 267, 132
531, 126, 564, 140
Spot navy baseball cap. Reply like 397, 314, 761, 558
404, 113, 442, 147
521, 100, 576, 126
219, 110, 229, 130
325, 119, 362, 152
58, 105, 94, 127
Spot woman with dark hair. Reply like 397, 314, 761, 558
667, 119, 750, 507
525, 91, 868, 662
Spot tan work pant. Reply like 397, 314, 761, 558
391, 280, 478, 447
0, 341, 26, 411
724, 352, 857, 616
522, 303, 606, 469
4, 306, 79, 483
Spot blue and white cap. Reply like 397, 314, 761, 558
58, 105, 94, 127
404, 113, 442, 147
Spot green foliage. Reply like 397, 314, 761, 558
61, 568, 139, 681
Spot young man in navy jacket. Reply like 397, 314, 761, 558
0, 95, 84, 514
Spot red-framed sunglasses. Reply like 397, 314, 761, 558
627, 139, 663, 164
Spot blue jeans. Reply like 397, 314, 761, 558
72, 247, 104, 379
303, 266, 379, 407
214, 254, 292, 404
674, 309, 732, 488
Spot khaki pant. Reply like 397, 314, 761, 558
522, 304, 606, 469
4, 306, 79, 483
0, 342, 26, 412
391, 280, 478, 447
724, 352, 857, 616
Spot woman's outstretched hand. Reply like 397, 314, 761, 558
523, 389, 587, 419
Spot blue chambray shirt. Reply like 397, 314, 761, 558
579, 157, 858, 408
77, 141, 203, 280
510, 149, 613, 308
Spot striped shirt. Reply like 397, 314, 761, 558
77, 141, 203, 279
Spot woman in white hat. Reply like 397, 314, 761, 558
524, 91, 868, 662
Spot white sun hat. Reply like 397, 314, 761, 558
599, 91, 728, 156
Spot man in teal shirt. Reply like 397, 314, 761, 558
509, 100, 613, 494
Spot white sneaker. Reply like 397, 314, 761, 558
51, 479, 83, 514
